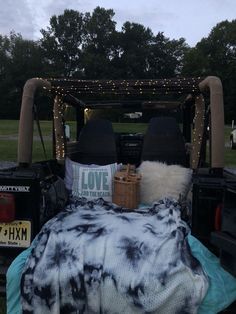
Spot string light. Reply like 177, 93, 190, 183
36, 77, 203, 98
191, 94, 205, 169
53, 95, 66, 160
36, 76, 206, 164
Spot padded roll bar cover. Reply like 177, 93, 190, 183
18, 78, 51, 165
68, 119, 117, 165
141, 117, 187, 166
199, 76, 224, 169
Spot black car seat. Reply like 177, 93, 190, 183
66, 119, 117, 165
141, 117, 187, 166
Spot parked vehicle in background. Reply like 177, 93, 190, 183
230, 128, 236, 149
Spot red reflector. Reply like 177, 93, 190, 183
214, 204, 222, 231
0, 193, 15, 222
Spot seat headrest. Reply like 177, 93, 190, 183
67, 119, 117, 165
141, 117, 187, 166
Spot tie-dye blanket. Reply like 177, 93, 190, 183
21, 197, 209, 314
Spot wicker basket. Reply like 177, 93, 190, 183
113, 164, 141, 210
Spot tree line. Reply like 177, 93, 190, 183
0, 7, 235, 121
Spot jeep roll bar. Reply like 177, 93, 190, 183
18, 78, 51, 166
199, 76, 224, 169
17, 76, 225, 170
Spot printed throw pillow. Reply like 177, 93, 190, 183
64, 157, 119, 202
64, 157, 74, 191
65, 157, 101, 191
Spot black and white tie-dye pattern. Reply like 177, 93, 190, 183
21, 197, 208, 314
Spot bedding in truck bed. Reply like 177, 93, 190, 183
20, 197, 208, 314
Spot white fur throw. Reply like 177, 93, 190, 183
138, 161, 192, 204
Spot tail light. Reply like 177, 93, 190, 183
214, 204, 222, 231
0, 193, 15, 222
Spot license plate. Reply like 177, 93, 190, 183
0, 220, 31, 248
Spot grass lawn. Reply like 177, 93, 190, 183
0, 120, 52, 136
0, 120, 53, 162
1, 120, 235, 166
0, 139, 53, 162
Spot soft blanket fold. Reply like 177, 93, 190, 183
21, 197, 208, 314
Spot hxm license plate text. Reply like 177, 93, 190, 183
0, 220, 31, 248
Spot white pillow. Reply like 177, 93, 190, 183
64, 157, 91, 191
138, 161, 192, 205
64, 157, 120, 202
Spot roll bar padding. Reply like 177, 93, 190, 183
17, 78, 51, 165
199, 76, 224, 168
